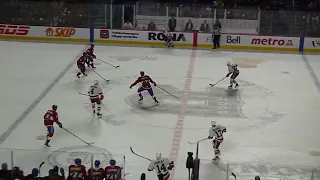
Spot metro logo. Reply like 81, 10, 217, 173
251, 38, 293, 46
0, 25, 30, 36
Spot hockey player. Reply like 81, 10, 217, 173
208, 121, 227, 161
105, 159, 122, 180
77, 52, 88, 78
88, 160, 105, 180
212, 24, 221, 49
86, 44, 96, 69
148, 153, 174, 180
88, 80, 104, 117
163, 30, 174, 48
68, 158, 87, 180
130, 71, 159, 103
43, 105, 62, 147
226, 62, 240, 88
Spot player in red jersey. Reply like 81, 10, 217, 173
68, 158, 86, 180
44, 105, 62, 147
105, 159, 122, 180
87, 160, 105, 180
130, 71, 159, 103
77, 52, 88, 78
86, 44, 96, 69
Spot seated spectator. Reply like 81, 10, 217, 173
124, 21, 133, 29
184, 19, 194, 32
148, 21, 157, 31
0, 163, 11, 180
200, 20, 210, 33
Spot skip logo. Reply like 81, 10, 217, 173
227, 36, 241, 44
312, 39, 320, 47
148, 32, 186, 42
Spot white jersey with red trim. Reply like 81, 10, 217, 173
88, 85, 103, 98
209, 125, 226, 140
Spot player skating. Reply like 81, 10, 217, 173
88, 80, 104, 117
87, 160, 105, 180
148, 153, 174, 180
69, 158, 87, 180
43, 105, 63, 147
226, 62, 240, 88
105, 159, 122, 180
163, 29, 174, 48
86, 43, 96, 69
130, 71, 159, 103
208, 121, 227, 161
77, 52, 88, 78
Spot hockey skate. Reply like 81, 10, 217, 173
228, 85, 233, 88
97, 113, 102, 118
153, 97, 159, 103
45, 140, 50, 147
235, 83, 239, 88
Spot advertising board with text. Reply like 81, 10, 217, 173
304, 37, 320, 50
0, 24, 30, 36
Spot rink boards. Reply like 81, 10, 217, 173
0, 24, 319, 52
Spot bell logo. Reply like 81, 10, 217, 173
45, 27, 76, 37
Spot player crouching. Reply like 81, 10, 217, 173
208, 121, 226, 161
226, 62, 240, 88
148, 153, 174, 180
130, 71, 159, 103
88, 80, 104, 117
43, 105, 63, 147
164, 31, 174, 48
77, 52, 88, 78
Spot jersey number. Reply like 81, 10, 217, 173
215, 130, 222, 137
44, 113, 51, 119
106, 172, 118, 180
90, 88, 94, 94
71, 172, 83, 178
156, 164, 167, 174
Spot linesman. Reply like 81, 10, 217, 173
212, 24, 221, 49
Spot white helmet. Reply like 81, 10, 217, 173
156, 152, 162, 160
211, 121, 216, 126
94, 80, 99, 85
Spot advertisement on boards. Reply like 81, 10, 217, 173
226, 35, 241, 44
250, 37, 293, 46
148, 32, 186, 42
45, 27, 76, 37
0, 24, 30, 36
312, 39, 320, 47
99, 29, 139, 40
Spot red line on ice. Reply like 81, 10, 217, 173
169, 48, 197, 179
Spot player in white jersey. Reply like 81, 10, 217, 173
163, 29, 174, 48
226, 62, 240, 88
88, 80, 104, 117
208, 121, 227, 161
148, 153, 174, 180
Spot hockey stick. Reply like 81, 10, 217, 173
209, 77, 226, 87
156, 86, 180, 99
231, 172, 237, 179
96, 58, 120, 68
130, 147, 152, 161
78, 92, 89, 96
188, 137, 208, 145
62, 128, 94, 145
93, 70, 110, 83
38, 161, 45, 177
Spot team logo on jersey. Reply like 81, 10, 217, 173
47, 146, 114, 169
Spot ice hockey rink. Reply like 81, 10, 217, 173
0, 41, 319, 180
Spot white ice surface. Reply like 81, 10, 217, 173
0, 42, 319, 180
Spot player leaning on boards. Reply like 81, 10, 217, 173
226, 62, 240, 88
148, 153, 174, 180
130, 71, 159, 103
208, 121, 227, 161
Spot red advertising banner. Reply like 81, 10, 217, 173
0, 24, 30, 36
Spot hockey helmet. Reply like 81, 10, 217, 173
156, 152, 162, 160
52, 105, 58, 111
211, 120, 216, 126
75, 158, 81, 164
110, 159, 116, 166
140, 71, 145, 76
94, 160, 100, 166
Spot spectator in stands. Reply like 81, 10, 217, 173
200, 20, 210, 33
124, 21, 134, 29
148, 21, 157, 31
25, 168, 39, 180
0, 163, 11, 179
168, 16, 177, 32
255, 176, 260, 180
184, 19, 194, 32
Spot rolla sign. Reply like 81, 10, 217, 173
148, 32, 186, 42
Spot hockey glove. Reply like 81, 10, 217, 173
100, 95, 104, 100
59, 167, 65, 175
226, 73, 230, 77
168, 164, 174, 170
153, 82, 157, 86
59, 124, 63, 128
129, 85, 133, 89
208, 136, 213, 139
